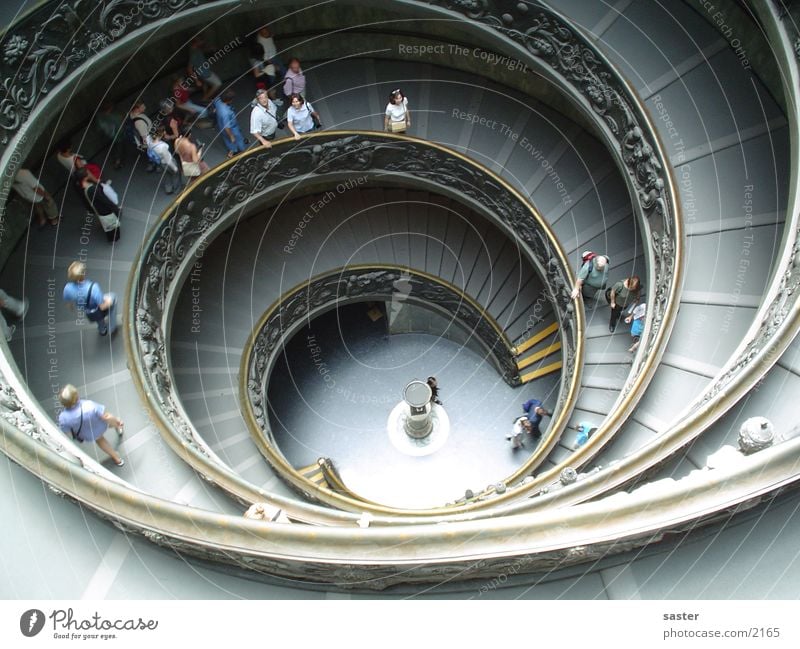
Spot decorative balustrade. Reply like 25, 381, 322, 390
130, 131, 582, 514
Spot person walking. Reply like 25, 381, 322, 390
385, 88, 410, 133
174, 126, 209, 182
522, 398, 551, 437
148, 127, 181, 194
571, 252, 610, 300
63, 261, 118, 336
507, 415, 533, 450
624, 300, 647, 352
605, 275, 641, 333
282, 58, 306, 101
74, 168, 120, 242
213, 90, 246, 158
187, 38, 222, 101
426, 376, 442, 405
285, 93, 320, 139
12, 168, 59, 228
58, 384, 125, 467
0, 289, 29, 341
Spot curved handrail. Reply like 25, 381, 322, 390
1, 0, 682, 520
129, 131, 583, 516
3, 405, 800, 587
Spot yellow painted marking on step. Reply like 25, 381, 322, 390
516, 341, 562, 370
520, 360, 562, 383
512, 321, 558, 355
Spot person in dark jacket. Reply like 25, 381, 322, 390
522, 398, 551, 437
75, 167, 120, 242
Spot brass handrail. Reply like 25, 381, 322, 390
240, 264, 527, 509
128, 131, 584, 517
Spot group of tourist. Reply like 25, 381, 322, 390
571, 251, 647, 352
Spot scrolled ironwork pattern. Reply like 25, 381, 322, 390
422, 0, 681, 437
131, 131, 581, 512
0, 0, 201, 146
244, 266, 520, 450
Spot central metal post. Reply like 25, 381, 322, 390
403, 380, 433, 439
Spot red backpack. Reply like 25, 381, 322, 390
581, 251, 608, 266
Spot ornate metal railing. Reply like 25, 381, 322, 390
0, 0, 681, 516
129, 131, 583, 515
241, 265, 522, 505
0, 0, 797, 585
3, 406, 799, 588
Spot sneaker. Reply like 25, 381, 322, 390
19, 298, 29, 320
98, 326, 108, 336
6, 324, 16, 341
609, 323, 615, 333
114, 457, 125, 467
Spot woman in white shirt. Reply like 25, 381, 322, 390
384, 89, 410, 133
286, 94, 321, 139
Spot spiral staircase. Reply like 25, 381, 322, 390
2, 0, 800, 598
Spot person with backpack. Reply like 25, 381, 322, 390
58, 384, 125, 467
571, 251, 610, 300
63, 261, 118, 336
126, 101, 155, 171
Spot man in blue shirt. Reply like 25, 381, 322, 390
213, 91, 246, 157
63, 261, 118, 336
522, 398, 552, 437
58, 384, 125, 466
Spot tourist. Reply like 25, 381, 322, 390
174, 125, 209, 182
58, 384, 125, 467
187, 38, 222, 101
12, 168, 59, 228
427, 376, 442, 405
63, 261, 118, 336
249, 26, 286, 94
213, 90, 246, 158
385, 88, 410, 133
572, 421, 598, 450
624, 300, 647, 352
285, 93, 320, 139
250, 88, 278, 148
93, 102, 124, 169
170, 77, 212, 126
148, 127, 181, 194
0, 289, 29, 342
283, 57, 306, 100
507, 415, 533, 450
74, 168, 120, 242
522, 398, 551, 437
606, 275, 641, 333
56, 140, 102, 183
570, 252, 610, 300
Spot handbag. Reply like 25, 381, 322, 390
312, 112, 322, 130
84, 282, 107, 323
96, 210, 120, 232
182, 160, 202, 177
389, 120, 406, 133
264, 63, 276, 77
